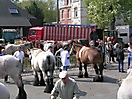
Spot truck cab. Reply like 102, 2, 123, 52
28, 27, 43, 41
1, 29, 19, 44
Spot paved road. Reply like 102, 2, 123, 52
0, 57, 129, 99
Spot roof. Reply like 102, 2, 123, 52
0, 0, 36, 27
30, 27, 43, 30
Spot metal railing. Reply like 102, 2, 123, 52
22, 55, 77, 72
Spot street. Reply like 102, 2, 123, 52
0, 57, 128, 99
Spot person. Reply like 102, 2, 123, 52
116, 45, 125, 72
89, 40, 95, 48
50, 71, 80, 99
13, 46, 25, 72
60, 46, 70, 71
55, 44, 64, 56
97, 40, 105, 66
106, 41, 115, 63
0, 49, 8, 82
127, 43, 132, 69
47, 46, 53, 53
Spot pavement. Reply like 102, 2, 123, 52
0, 54, 129, 99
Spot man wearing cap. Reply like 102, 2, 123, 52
50, 71, 80, 99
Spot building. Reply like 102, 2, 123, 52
59, 0, 88, 24
0, 0, 42, 37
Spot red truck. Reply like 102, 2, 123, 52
28, 24, 97, 42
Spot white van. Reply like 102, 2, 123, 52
116, 25, 132, 45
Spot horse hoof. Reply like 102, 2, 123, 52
33, 82, 39, 86
78, 75, 83, 78
84, 72, 88, 78
93, 75, 103, 82
44, 84, 54, 93
39, 81, 46, 86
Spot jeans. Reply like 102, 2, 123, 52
128, 54, 132, 68
118, 60, 124, 72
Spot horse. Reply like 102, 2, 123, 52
5, 42, 33, 55
0, 82, 10, 99
0, 55, 27, 99
69, 42, 104, 82
27, 48, 56, 93
117, 68, 132, 99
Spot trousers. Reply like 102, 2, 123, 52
128, 54, 132, 68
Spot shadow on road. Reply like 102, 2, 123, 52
80, 90, 87, 96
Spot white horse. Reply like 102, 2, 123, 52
27, 48, 55, 93
0, 82, 10, 99
0, 55, 27, 99
5, 42, 33, 55
117, 68, 132, 99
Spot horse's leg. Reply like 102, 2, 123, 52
93, 64, 100, 82
93, 63, 104, 82
15, 76, 27, 99
78, 60, 83, 78
39, 71, 46, 86
33, 71, 39, 86
44, 69, 54, 93
84, 64, 88, 78
98, 63, 104, 82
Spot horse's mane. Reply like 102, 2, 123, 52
74, 43, 83, 47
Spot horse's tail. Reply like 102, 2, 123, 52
47, 55, 50, 65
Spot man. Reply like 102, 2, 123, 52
13, 46, 24, 72
97, 40, 105, 65
50, 71, 80, 99
60, 46, 70, 71
127, 43, 132, 69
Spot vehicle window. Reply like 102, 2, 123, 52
120, 33, 127, 36
29, 30, 36, 36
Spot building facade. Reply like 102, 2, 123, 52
59, 0, 88, 24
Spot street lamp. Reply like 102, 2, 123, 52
56, 0, 59, 24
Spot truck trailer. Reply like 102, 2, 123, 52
28, 24, 98, 42
116, 25, 132, 45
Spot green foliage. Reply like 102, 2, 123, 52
15, 0, 56, 23
84, 0, 120, 29
117, 0, 132, 24
25, 1, 44, 21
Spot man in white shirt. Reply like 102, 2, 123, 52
127, 43, 132, 69
13, 46, 24, 72
60, 46, 70, 71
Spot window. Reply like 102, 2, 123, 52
62, 10, 64, 19
73, 0, 79, 2
120, 33, 127, 36
68, 9, 70, 19
9, 8, 19, 14
74, 7, 78, 18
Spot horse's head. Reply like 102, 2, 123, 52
69, 44, 76, 55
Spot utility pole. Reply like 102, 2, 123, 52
56, 0, 59, 24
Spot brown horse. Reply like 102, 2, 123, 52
69, 42, 104, 82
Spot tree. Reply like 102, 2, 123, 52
117, 0, 132, 25
25, 1, 44, 22
83, 0, 120, 29
15, 0, 56, 23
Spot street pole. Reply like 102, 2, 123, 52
56, 0, 59, 24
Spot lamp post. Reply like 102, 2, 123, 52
56, 0, 59, 24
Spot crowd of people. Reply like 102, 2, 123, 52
2, 39, 132, 99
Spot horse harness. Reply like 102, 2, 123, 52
79, 46, 89, 58
35, 49, 43, 57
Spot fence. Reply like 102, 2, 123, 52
23, 55, 77, 72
